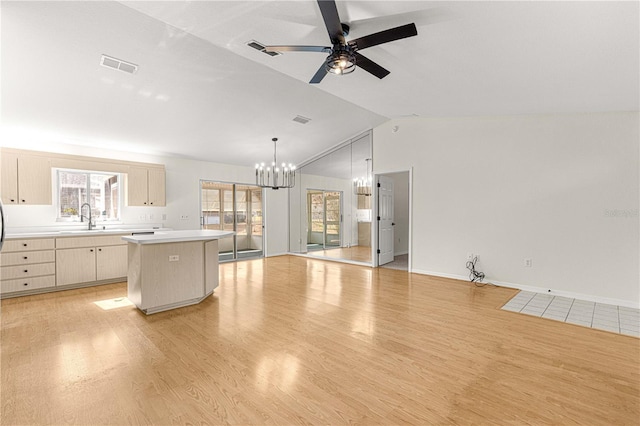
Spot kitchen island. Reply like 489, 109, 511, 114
122, 230, 234, 314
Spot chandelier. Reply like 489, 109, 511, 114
325, 46, 356, 75
255, 138, 296, 190
354, 158, 372, 196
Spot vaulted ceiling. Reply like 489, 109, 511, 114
1, 1, 638, 167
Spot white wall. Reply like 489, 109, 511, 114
373, 112, 639, 306
1, 141, 289, 257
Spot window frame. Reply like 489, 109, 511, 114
55, 168, 122, 223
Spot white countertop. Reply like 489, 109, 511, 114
5, 227, 169, 239
122, 230, 235, 244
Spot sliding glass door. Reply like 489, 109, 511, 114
200, 181, 263, 262
307, 190, 342, 251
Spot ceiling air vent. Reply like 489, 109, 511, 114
247, 40, 281, 57
100, 54, 138, 74
293, 115, 311, 125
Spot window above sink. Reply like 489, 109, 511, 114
56, 169, 121, 223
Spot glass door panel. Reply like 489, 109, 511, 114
307, 190, 342, 251
324, 191, 341, 247
200, 181, 263, 262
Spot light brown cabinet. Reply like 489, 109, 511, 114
127, 166, 165, 206
2, 234, 131, 298
96, 245, 128, 281
1, 153, 52, 205
56, 235, 128, 286
0, 238, 56, 295
56, 247, 97, 286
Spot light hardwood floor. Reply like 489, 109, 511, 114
306, 245, 372, 263
1, 255, 638, 424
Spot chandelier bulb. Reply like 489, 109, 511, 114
256, 137, 296, 189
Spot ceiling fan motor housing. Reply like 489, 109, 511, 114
326, 44, 356, 75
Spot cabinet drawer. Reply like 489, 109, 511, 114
1, 275, 56, 294
2, 238, 55, 252
55, 234, 128, 249
1, 263, 56, 280
1, 250, 55, 266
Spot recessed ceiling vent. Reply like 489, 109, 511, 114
247, 40, 281, 57
100, 54, 138, 74
293, 115, 311, 125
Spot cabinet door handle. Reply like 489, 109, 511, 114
150, 202, 153, 205
23, 283, 29, 286
23, 243, 28, 247
23, 256, 28, 260
10, 199, 15, 202
23, 269, 28, 273
98, 248, 102, 252
90, 249, 94, 252
21, 199, 25, 203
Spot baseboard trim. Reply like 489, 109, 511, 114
411, 269, 639, 309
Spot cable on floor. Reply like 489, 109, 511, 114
466, 256, 489, 287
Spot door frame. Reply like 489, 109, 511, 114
199, 179, 265, 262
372, 168, 413, 270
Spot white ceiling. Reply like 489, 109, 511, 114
1, 1, 638, 167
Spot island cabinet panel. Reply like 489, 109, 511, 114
127, 241, 204, 313
204, 240, 219, 295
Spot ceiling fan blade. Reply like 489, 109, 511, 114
354, 52, 390, 79
264, 45, 331, 53
317, 0, 345, 45
309, 62, 328, 84
349, 23, 417, 51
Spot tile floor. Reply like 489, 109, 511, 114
502, 291, 640, 337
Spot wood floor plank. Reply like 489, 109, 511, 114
1, 255, 638, 425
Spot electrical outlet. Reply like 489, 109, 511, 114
169, 255, 179, 262
524, 258, 532, 267
467, 253, 474, 261
162, 213, 167, 221
139, 214, 146, 221
148, 213, 155, 221
180, 215, 188, 220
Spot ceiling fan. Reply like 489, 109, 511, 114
264, 0, 418, 84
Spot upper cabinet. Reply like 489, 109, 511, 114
1, 152, 52, 205
1, 148, 166, 207
127, 166, 166, 206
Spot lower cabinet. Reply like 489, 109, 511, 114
56, 247, 97, 286
0, 238, 56, 296
56, 245, 128, 286
2, 235, 129, 297
96, 245, 128, 281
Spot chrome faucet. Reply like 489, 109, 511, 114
80, 203, 94, 230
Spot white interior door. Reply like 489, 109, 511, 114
377, 175, 394, 265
